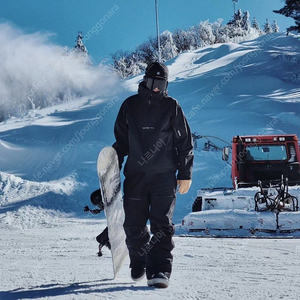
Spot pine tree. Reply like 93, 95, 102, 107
264, 19, 273, 33
227, 9, 251, 38
252, 17, 261, 31
273, 0, 300, 32
272, 20, 280, 32
74, 31, 88, 54
160, 30, 178, 60
228, 9, 243, 28
241, 11, 251, 32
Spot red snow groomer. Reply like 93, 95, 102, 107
230, 134, 300, 189
182, 134, 300, 237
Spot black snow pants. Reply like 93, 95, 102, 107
123, 171, 177, 279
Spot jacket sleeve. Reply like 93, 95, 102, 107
173, 102, 194, 180
112, 101, 129, 169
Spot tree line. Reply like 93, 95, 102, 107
111, 10, 280, 78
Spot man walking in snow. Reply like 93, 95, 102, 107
112, 62, 193, 288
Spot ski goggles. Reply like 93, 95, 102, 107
145, 77, 168, 91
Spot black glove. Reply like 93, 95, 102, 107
84, 205, 102, 215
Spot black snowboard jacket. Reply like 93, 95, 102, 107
112, 82, 194, 180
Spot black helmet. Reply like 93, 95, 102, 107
145, 62, 169, 80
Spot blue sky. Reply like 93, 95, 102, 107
0, 0, 294, 64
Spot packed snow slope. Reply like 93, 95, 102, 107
1, 32, 300, 300
1, 32, 299, 224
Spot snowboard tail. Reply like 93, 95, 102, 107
97, 146, 128, 278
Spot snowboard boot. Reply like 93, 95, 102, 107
97, 240, 111, 257
97, 244, 103, 257
147, 272, 169, 288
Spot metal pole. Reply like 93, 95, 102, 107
155, 0, 161, 62
233, 0, 238, 15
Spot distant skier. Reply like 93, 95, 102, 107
84, 189, 110, 256
112, 62, 194, 288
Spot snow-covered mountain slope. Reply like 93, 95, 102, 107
1, 32, 300, 223
1, 32, 300, 300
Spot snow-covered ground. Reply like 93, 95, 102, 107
1, 32, 300, 299
1, 219, 300, 300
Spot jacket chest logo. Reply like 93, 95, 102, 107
142, 126, 155, 130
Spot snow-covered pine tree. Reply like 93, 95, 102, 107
227, 9, 246, 38
241, 11, 251, 33
74, 31, 88, 54
263, 19, 273, 33
252, 17, 261, 31
160, 30, 178, 61
272, 20, 280, 33
274, 0, 300, 33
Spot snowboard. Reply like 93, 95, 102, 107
97, 146, 128, 278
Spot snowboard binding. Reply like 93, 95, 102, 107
90, 189, 104, 210
84, 189, 111, 257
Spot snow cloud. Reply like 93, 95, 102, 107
0, 22, 119, 120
